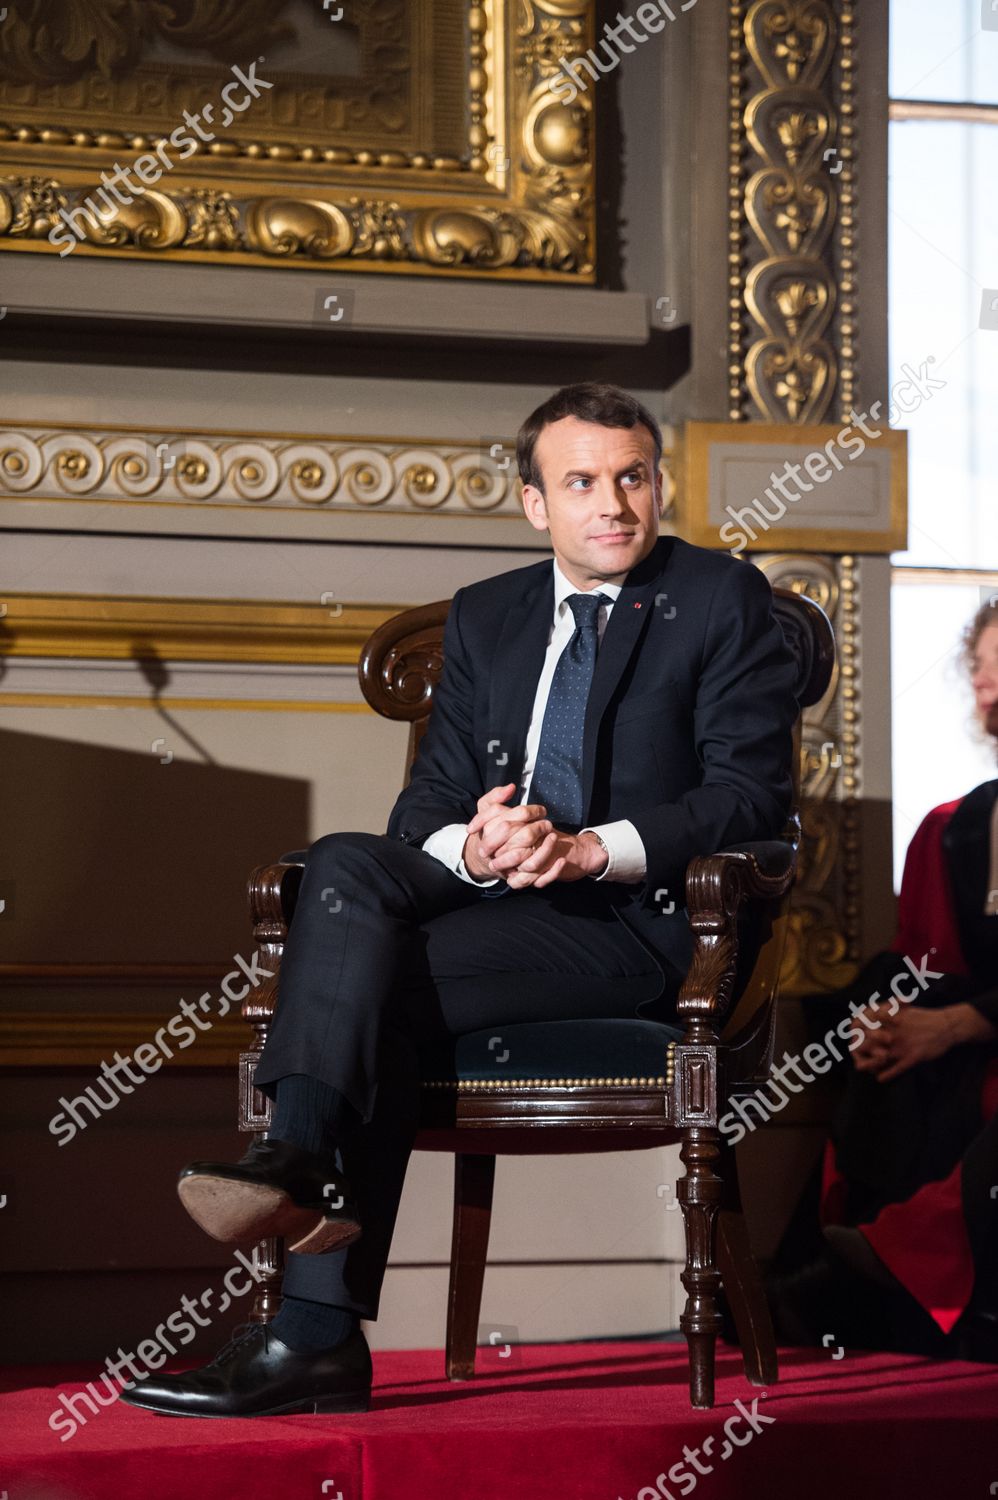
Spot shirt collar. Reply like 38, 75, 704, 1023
551, 557, 623, 616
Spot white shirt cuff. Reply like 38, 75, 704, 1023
579, 820, 648, 883
421, 823, 501, 886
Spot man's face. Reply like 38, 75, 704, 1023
520, 416, 664, 590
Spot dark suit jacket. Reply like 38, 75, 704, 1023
387, 535, 799, 982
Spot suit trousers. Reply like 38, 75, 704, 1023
253, 831, 682, 1318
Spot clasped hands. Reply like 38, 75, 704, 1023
851, 1004, 973, 1084
461, 782, 608, 889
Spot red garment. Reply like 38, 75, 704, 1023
889, 797, 968, 975
821, 794, 994, 1333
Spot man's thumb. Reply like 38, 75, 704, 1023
467, 783, 516, 834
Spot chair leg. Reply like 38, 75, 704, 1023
717, 1144, 778, 1388
246, 1235, 284, 1325
678, 1124, 723, 1409
445, 1152, 496, 1381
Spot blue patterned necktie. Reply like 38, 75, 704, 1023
528, 591, 609, 828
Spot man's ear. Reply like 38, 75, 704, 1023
521, 482, 550, 534
654, 467, 666, 517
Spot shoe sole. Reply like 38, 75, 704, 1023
177, 1175, 362, 1255
119, 1388, 372, 1417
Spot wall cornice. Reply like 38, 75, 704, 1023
0, 593, 399, 666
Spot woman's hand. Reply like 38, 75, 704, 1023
854, 1006, 960, 1083
875, 1008, 957, 1081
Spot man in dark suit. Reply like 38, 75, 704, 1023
122, 382, 798, 1419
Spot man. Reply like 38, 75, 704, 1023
121, 382, 798, 1418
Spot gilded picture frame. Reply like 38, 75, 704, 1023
0, 0, 595, 282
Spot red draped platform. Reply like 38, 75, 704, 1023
4, 1341, 997, 1500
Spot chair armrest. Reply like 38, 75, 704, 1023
677, 842, 796, 1034
714, 839, 795, 881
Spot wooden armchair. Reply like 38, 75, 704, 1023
238, 584, 834, 1408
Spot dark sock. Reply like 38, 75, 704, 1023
272, 1296, 360, 1353
268, 1074, 360, 1158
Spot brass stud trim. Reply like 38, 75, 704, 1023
422, 1046, 676, 1091
420, 1075, 670, 1091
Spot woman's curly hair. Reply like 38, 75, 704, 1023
963, 595, 998, 676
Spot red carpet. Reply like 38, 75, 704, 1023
4, 1342, 997, 1500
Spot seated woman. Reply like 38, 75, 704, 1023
769, 598, 998, 1360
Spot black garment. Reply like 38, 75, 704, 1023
943, 779, 998, 1024
255, 831, 681, 1319
268, 1073, 360, 1158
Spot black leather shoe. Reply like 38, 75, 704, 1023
118, 1322, 372, 1418
951, 1309, 998, 1364
822, 1224, 897, 1289
178, 1138, 362, 1255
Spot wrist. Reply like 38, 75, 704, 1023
462, 834, 492, 883
579, 830, 610, 878
943, 1002, 996, 1046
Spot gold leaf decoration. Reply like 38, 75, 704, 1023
738, 1, 839, 423
0, 0, 296, 85
0, 0, 596, 280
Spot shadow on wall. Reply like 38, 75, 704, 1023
0, 729, 312, 1362
0, 727, 311, 969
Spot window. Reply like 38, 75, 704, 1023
888, 0, 998, 885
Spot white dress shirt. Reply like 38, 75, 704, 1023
421, 558, 649, 886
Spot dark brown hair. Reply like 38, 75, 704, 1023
963, 595, 998, 675
516, 381, 663, 495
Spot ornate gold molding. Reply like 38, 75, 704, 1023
730, 1, 847, 425
0, 422, 523, 518
0, 594, 399, 665
725, 5, 862, 987
0, 693, 369, 712
0, 0, 596, 280
758, 550, 859, 988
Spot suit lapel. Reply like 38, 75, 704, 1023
487, 567, 554, 791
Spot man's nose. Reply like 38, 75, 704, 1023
598, 482, 628, 514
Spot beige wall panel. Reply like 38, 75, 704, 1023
2, 534, 546, 606
367, 1261, 684, 1354
392, 1144, 687, 1267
